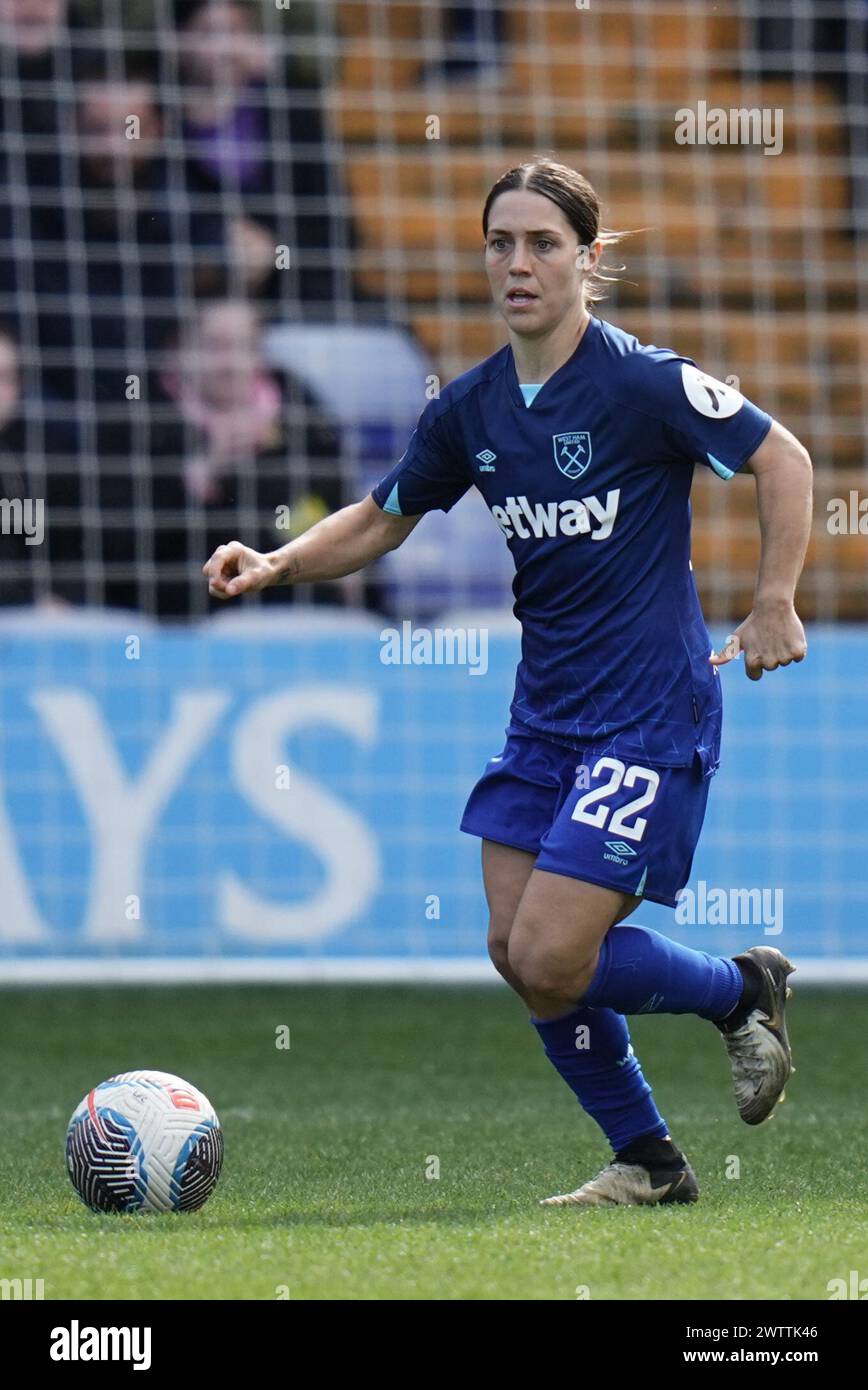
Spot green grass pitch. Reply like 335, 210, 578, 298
0, 983, 864, 1300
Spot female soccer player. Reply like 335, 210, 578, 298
203, 160, 812, 1207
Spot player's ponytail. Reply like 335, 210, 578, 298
481, 157, 633, 305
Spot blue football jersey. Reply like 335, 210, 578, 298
370, 315, 772, 771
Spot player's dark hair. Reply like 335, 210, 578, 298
482, 158, 632, 304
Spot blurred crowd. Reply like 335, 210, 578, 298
0, 0, 369, 618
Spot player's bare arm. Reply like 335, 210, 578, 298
201, 494, 422, 599
710, 418, 812, 680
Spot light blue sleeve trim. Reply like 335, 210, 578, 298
382, 482, 402, 515
519, 383, 543, 407
706, 451, 735, 480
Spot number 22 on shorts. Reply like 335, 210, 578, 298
571, 757, 660, 842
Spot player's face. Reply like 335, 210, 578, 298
485, 189, 595, 336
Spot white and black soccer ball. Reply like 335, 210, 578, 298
65, 1070, 224, 1213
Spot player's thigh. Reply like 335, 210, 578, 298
508, 868, 640, 989
481, 838, 537, 962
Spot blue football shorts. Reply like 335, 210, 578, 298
459, 728, 712, 908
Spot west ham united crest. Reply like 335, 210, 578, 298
552, 432, 591, 479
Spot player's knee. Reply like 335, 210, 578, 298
486, 922, 511, 977
508, 932, 596, 999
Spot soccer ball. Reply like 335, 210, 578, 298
65, 1069, 224, 1214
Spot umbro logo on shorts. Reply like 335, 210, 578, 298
605, 840, 637, 857
604, 839, 637, 866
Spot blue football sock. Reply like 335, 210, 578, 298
531, 1004, 669, 1151
582, 924, 742, 1020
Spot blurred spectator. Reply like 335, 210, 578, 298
38, 299, 348, 616
0, 54, 233, 415
141, 297, 348, 617
0, 0, 70, 164
0, 0, 65, 54
0, 321, 35, 605
417, 2, 507, 86
0, 320, 79, 606
0, 1, 74, 329
0, 3, 115, 192
171, 0, 363, 311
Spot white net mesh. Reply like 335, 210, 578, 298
0, 2, 866, 980
0, 0, 864, 620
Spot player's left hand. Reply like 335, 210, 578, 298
710, 601, 807, 681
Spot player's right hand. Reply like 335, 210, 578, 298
202, 541, 276, 599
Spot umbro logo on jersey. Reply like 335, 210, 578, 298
489, 490, 620, 542
475, 448, 497, 471
553, 431, 591, 479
